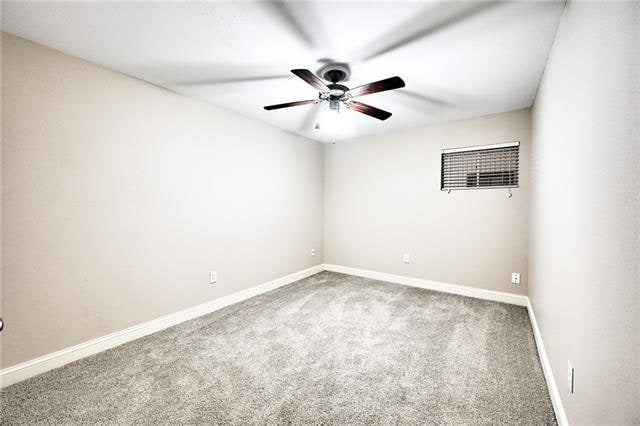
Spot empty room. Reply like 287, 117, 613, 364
0, 0, 638, 424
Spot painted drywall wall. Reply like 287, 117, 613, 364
324, 109, 531, 295
529, 1, 639, 424
1, 33, 324, 368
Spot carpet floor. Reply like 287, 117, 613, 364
1, 271, 556, 425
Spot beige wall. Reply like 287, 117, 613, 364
0, 34, 324, 368
529, 1, 639, 424
4, 6, 639, 423
324, 109, 531, 295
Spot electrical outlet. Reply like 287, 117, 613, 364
567, 361, 574, 394
402, 253, 410, 264
311, 248, 316, 257
511, 272, 521, 285
209, 271, 217, 284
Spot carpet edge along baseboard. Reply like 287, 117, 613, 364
1, 264, 532, 389
0, 264, 324, 388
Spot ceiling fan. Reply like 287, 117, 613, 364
263, 66, 405, 121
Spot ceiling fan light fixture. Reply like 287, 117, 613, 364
319, 107, 341, 133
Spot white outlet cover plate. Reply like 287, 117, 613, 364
567, 360, 574, 394
402, 254, 410, 263
209, 272, 217, 284
511, 273, 521, 284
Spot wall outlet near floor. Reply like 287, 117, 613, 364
311, 248, 316, 257
567, 361, 574, 394
511, 272, 521, 284
402, 253, 410, 264
209, 271, 218, 284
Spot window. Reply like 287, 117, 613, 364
441, 142, 519, 191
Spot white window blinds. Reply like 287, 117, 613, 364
441, 142, 519, 191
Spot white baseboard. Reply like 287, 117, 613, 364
0, 264, 324, 388
322, 264, 528, 306
526, 299, 568, 426
1, 262, 567, 426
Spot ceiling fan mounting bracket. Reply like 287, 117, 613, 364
318, 63, 350, 84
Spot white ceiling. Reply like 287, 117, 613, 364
1, 1, 565, 143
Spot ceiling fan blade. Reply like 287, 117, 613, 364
356, 2, 500, 61
299, 102, 323, 131
349, 101, 392, 121
263, 2, 317, 49
347, 76, 406, 98
394, 90, 449, 107
264, 100, 317, 110
291, 69, 330, 92
178, 75, 292, 86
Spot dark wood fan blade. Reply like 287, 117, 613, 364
291, 69, 330, 92
347, 76, 405, 98
349, 101, 392, 120
264, 100, 316, 110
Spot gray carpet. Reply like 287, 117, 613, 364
1, 272, 556, 425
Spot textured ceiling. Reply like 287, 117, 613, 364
1, 1, 565, 142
